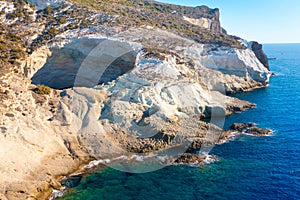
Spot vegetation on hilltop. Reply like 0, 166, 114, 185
69, 0, 243, 48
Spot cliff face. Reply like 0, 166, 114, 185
180, 6, 222, 33
251, 41, 269, 70
0, 0, 272, 199
41, 27, 269, 165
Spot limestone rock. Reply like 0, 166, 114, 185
183, 6, 222, 33
0, 1, 274, 198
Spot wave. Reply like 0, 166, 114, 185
203, 155, 219, 164
49, 189, 64, 200
242, 129, 275, 137
83, 159, 111, 170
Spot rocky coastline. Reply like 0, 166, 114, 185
0, 0, 273, 199
49, 122, 272, 199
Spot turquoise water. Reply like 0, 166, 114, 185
59, 44, 300, 200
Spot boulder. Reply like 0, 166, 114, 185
175, 153, 206, 164
230, 123, 272, 136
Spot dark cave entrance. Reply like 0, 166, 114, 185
31, 38, 137, 89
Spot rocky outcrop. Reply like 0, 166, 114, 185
22, 46, 52, 79
175, 122, 272, 164
175, 153, 207, 164
230, 123, 273, 136
200, 46, 271, 84
217, 123, 272, 145
251, 41, 269, 70
0, 71, 93, 199
0, 29, 269, 200
183, 6, 222, 33
54, 28, 270, 163
0, 0, 274, 199
25, 28, 271, 92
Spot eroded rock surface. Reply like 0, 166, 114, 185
31, 38, 137, 89
0, 27, 273, 199
0, 0, 273, 199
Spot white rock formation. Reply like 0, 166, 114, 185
0, 1, 16, 24
183, 15, 212, 30
0, 1, 15, 14
200, 47, 271, 83
23, 28, 271, 139
34, 27, 269, 160
0, 25, 272, 198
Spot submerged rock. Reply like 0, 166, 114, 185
218, 123, 272, 145
230, 122, 256, 131
230, 123, 273, 136
175, 153, 206, 164
246, 126, 273, 136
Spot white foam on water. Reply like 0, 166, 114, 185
114, 155, 128, 161
217, 131, 241, 144
83, 159, 111, 169
156, 155, 172, 164
203, 155, 218, 164
129, 155, 145, 162
243, 130, 274, 137
49, 189, 64, 200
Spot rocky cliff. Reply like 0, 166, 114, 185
0, 0, 272, 199
251, 41, 269, 70
182, 6, 222, 33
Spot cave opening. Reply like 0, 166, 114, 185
31, 38, 137, 89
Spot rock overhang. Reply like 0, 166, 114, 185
31, 37, 138, 89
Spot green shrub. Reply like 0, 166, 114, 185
80, 19, 89, 28
34, 85, 51, 95
0, 44, 5, 51
6, 34, 20, 42
59, 16, 67, 24
45, 6, 54, 14
29, 2, 36, 10
48, 27, 57, 35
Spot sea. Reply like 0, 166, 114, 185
58, 44, 300, 200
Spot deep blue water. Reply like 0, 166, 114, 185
59, 44, 300, 200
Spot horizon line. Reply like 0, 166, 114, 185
262, 42, 300, 44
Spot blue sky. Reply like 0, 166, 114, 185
160, 0, 300, 43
